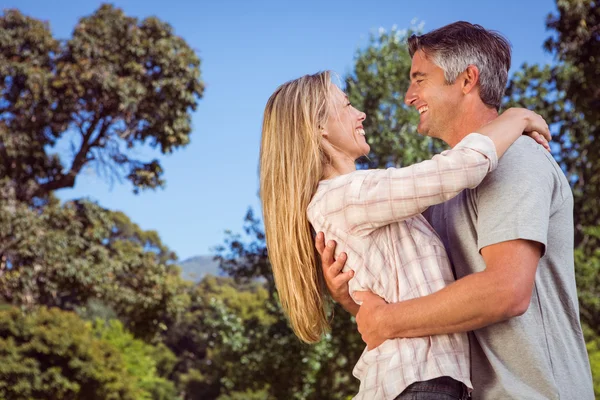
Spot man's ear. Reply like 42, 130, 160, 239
461, 65, 480, 94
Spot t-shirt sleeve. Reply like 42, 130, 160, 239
476, 139, 553, 256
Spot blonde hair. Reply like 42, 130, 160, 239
259, 71, 333, 343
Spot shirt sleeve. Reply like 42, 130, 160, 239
476, 137, 555, 256
318, 132, 498, 237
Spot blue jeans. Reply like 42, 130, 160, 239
394, 376, 470, 400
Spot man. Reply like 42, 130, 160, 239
317, 22, 594, 399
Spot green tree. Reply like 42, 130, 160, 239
164, 275, 275, 399
93, 319, 179, 400
164, 271, 362, 400
0, 307, 138, 400
209, 212, 364, 400
0, 196, 190, 340
0, 4, 203, 203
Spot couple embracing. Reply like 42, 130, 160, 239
259, 21, 594, 400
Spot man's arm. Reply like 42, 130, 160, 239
353, 239, 542, 348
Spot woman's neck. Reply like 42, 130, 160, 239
321, 158, 357, 180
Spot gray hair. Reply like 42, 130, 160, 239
408, 21, 511, 110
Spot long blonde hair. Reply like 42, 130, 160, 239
259, 71, 333, 343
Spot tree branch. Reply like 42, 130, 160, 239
35, 117, 111, 195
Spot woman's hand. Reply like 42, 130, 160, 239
315, 233, 352, 302
500, 108, 552, 152
525, 130, 551, 152
315, 233, 359, 315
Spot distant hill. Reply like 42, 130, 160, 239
178, 255, 223, 282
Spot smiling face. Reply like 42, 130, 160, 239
404, 50, 464, 140
322, 84, 369, 160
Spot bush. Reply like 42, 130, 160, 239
0, 307, 139, 400
93, 319, 178, 399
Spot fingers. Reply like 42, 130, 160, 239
326, 269, 354, 299
329, 252, 346, 274
532, 114, 551, 141
323, 252, 350, 285
522, 111, 551, 142
332, 267, 353, 285
541, 137, 551, 152
323, 253, 346, 291
322, 240, 337, 268
315, 232, 325, 256
537, 116, 551, 141
529, 131, 543, 144
353, 290, 370, 302
526, 131, 551, 152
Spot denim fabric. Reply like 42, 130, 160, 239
393, 376, 470, 400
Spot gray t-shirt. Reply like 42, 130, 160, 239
425, 136, 594, 399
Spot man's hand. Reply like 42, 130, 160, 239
354, 291, 389, 350
315, 232, 358, 315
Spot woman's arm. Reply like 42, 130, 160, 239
477, 107, 550, 158
316, 108, 549, 237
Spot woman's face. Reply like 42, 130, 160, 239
323, 85, 369, 160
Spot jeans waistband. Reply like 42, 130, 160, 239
400, 376, 470, 399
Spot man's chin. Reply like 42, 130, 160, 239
416, 126, 429, 137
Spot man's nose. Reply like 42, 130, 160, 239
404, 84, 417, 106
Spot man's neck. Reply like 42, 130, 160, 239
445, 106, 499, 148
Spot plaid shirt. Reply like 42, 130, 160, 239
307, 133, 498, 400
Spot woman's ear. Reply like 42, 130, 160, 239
319, 126, 328, 138
461, 64, 480, 94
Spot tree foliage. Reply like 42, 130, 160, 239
0, 4, 204, 203
93, 318, 179, 400
206, 212, 364, 400
0, 195, 190, 340
0, 307, 138, 400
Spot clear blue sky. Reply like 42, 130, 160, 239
2, 0, 557, 261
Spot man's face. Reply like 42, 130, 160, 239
404, 50, 463, 140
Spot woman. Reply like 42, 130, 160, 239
259, 71, 549, 400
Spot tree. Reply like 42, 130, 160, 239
210, 212, 364, 400
92, 319, 179, 400
0, 196, 190, 340
0, 307, 139, 400
215, 209, 274, 293
0, 4, 204, 203
585, 325, 600, 396
163, 275, 278, 399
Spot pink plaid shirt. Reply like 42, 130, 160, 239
307, 133, 498, 400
